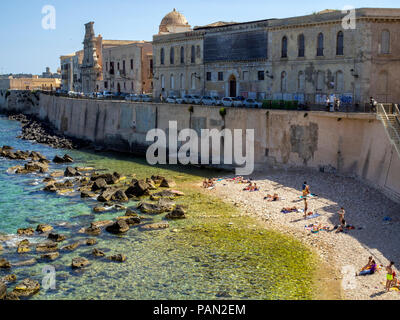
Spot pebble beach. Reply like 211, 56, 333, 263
209, 168, 400, 300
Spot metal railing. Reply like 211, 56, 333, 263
377, 103, 400, 157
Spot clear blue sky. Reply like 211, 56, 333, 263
0, 0, 398, 74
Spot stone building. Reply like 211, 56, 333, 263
60, 50, 83, 92
101, 41, 153, 94
0, 76, 61, 91
152, 8, 400, 105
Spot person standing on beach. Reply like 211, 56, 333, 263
338, 207, 345, 225
386, 261, 395, 291
302, 181, 310, 197
303, 198, 308, 219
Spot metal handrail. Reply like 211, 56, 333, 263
377, 104, 400, 156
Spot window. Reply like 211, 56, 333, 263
180, 47, 184, 64
298, 34, 305, 57
206, 72, 212, 81
110, 62, 114, 75
381, 30, 390, 54
317, 33, 324, 56
335, 71, 344, 92
122, 60, 126, 73
258, 71, 265, 81
170, 47, 174, 64
161, 74, 165, 89
336, 31, 344, 56
191, 45, 195, 63
316, 71, 324, 91
170, 74, 174, 89
243, 71, 249, 81
281, 36, 288, 58
298, 71, 305, 91
104, 81, 108, 89
191, 73, 196, 89
196, 45, 201, 58
106, 62, 108, 72
281, 71, 287, 92
117, 62, 120, 70
218, 72, 223, 81
160, 48, 165, 65
131, 82, 134, 91
180, 74, 184, 89
130, 59, 134, 70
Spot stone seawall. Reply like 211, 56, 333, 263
1, 90, 400, 203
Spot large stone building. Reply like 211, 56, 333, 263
101, 41, 153, 94
0, 75, 61, 91
152, 8, 400, 105
63, 21, 153, 94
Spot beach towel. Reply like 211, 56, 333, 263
305, 213, 321, 220
299, 193, 317, 199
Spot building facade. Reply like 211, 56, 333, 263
101, 41, 153, 94
60, 50, 84, 92
152, 8, 400, 105
0, 76, 61, 91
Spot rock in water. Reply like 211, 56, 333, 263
125, 180, 150, 198
12, 279, 40, 297
166, 205, 186, 220
17, 227, 35, 236
36, 224, 53, 233
71, 257, 90, 269
40, 252, 60, 261
141, 222, 170, 231
17, 239, 31, 254
108, 254, 127, 262
97, 189, 115, 202
111, 190, 129, 202
0, 258, 11, 269
116, 216, 141, 226
160, 178, 176, 188
92, 249, 105, 257
91, 178, 107, 191
105, 220, 129, 234
64, 166, 78, 177
61, 242, 80, 251
86, 238, 97, 246
137, 202, 165, 214
0, 281, 6, 300
36, 242, 58, 253
48, 233, 67, 242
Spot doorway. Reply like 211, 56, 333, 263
229, 75, 237, 97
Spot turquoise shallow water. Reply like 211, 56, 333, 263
0, 116, 316, 300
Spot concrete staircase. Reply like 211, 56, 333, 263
377, 103, 400, 158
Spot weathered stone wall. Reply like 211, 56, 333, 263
1, 92, 399, 203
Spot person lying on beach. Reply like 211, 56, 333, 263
281, 206, 298, 213
336, 219, 346, 233
386, 262, 395, 291
357, 258, 377, 276
243, 183, 259, 191
264, 193, 279, 201
202, 179, 215, 188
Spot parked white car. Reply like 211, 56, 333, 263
221, 97, 235, 107
67, 91, 76, 97
175, 96, 184, 104
92, 92, 103, 99
201, 96, 217, 106
192, 95, 202, 104
103, 91, 114, 99
138, 94, 152, 102
243, 98, 262, 108
213, 96, 223, 106
166, 96, 177, 103
183, 95, 194, 104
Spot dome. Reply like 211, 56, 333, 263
159, 9, 191, 34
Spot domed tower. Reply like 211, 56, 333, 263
159, 8, 191, 34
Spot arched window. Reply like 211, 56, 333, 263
336, 31, 344, 55
281, 36, 288, 58
170, 74, 174, 89
170, 47, 174, 64
160, 48, 164, 65
180, 47, 184, 64
161, 74, 165, 90
191, 73, 196, 89
298, 71, 305, 91
298, 34, 305, 57
381, 30, 390, 54
317, 33, 324, 56
316, 71, 324, 91
191, 45, 195, 63
335, 71, 344, 92
281, 71, 287, 92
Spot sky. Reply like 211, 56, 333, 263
0, 0, 398, 75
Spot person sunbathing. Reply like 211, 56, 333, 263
357, 258, 377, 276
282, 206, 298, 212
265, 193, 279, 201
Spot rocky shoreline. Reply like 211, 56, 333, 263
5, 113, 89, 150
0, 144, 188, 300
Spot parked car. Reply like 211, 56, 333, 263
236, 96, 246, 104
221, 97, 235, 107
183, 95, 194, 104
175, 96, 184, 104
192, 95, 202, 104
243, 98, 262, 108
92, 92, 103, 99
232, 97, 243, 107
138, 94, 153, 102
201, 96, 217, 106
213, 96, 223, 106
125, 94, 137, 101
166, 96, 178, 103
102, 91, 114, 99
67, 91, 76, 97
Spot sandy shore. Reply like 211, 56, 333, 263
205, 168, 400, 300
